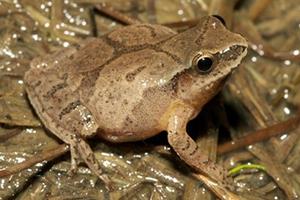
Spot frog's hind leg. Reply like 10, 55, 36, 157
34, 106, 112, 186
69, 145, 80, 173
59, 128, 112, 188
75, 138, 112, 185
46, 120, 112, 189
50, 115, 112, 188
25, 80, 112, 188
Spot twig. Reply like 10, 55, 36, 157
218, 112, 300, 155
163, 19, 198, 29
94, 3, 141, 25
147, 0, 157, 24
247, 0, 273, 21
192, 173, 245, 200
0, 144, 69, 177
0, 128, 22, 142
234, 12, 300, 63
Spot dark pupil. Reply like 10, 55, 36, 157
197, 57, 213, 72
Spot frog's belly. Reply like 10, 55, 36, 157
92, 101, 167, 143
86, 85, 174, 143
97, 127, 162, 143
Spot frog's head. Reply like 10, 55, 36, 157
165, 16, 248, 108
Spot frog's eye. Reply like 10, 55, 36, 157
212, 15, 226, 27
194, 56, 214, 74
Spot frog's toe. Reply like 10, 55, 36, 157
68, 145, 81, 175
75, 138, 113, 189
100, 174, 115, 191
203, 161, 235, 190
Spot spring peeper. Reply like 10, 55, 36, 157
24, 16, 247, 188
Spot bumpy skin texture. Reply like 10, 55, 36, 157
24, 16, 247, 188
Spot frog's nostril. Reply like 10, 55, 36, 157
212, 15, 226, 27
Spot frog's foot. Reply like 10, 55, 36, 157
75, 138, 114, 190
204, 161, 234, 191
68, 145, 80, 175
66, 142, 112, 190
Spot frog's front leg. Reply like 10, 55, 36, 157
167, 105, 230, 186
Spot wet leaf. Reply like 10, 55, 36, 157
0, 76, 40, 127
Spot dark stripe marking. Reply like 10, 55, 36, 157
59, 100, 81, 119
138, 24, 157, 38
195, 18, 210, 45
125, 65, 146, 82
189, 146, 198, 156
154, 47, 182, 65
43, 82, 67, 98
182, 139, 190, 151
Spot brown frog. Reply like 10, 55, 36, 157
24, 16, 247, 188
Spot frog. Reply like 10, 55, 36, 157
24, 16, 247, 189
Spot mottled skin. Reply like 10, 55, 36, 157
24, 16, 247, 188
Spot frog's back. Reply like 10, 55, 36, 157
79, 24, 181, 141
24, 24, 178, 142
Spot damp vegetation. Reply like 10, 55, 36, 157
0, 0, 300, 199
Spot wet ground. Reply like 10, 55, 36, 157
0, 0, 300, 199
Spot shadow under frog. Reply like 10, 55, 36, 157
24, 16, 247, 189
